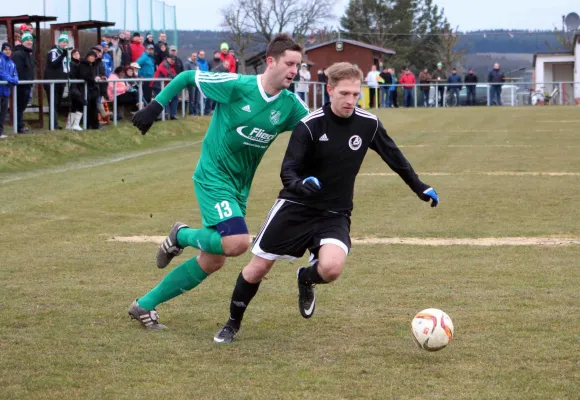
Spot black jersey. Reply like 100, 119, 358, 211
278, 104, 429, 214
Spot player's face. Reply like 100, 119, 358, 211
328, 78, 361, 118
267, 50, 302, 90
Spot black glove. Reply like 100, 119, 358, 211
132, 100, 164, 135
296, 176, 322, 196
418, 187, 439, 207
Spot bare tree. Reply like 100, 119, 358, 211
222, 0, 334, 45
221, 4, 253, 73
437, 25, 466, 72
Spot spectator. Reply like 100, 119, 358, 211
110, 35, 123, 69
488, 62, 504, 106
169, 46, 184, 74
197, 50, 209, 72
136, 44, 155, 104
65, 49, 85, 131
229, 50, 240, 73
79, 51, 102, 130
400, 67, 416, 108
155, 33, 168, 64
218, 42, 236, 73
108, 66, 139, 111
152, 55, 178, 120
155, 42, 168, 66
185, 51, 200, 115
43, 33, 71, 129
101, 42, 113, 77
0, 43, 18, 139
418, 66, 432, 107
12, 32, 34, 133
447, 67, 462, 104
379, 67, 392, 107
91, 46, 111, 122
144, 33, 155, 48
432, 62, 447, 106
365, 64, 380, 108
389, 67, 399, 108
296, 63, 311, 102
118, 31, 132, 66
464, 68, 478, 106
318, 66, 329, 105
130, 32, 145, 63
126, 64, 141, 92
209, 51, 222, 71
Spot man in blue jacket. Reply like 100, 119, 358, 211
136, 44, 156, 103
196, 50, 211, 115
447, 68, 462, 106
0, 43, 18, 138
488, 63, 504, 106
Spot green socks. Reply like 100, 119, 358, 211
137, 256, 209, 310
177, 227, 224, 255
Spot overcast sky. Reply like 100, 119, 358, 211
173, 0, 577, 32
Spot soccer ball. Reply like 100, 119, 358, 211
411, 308, 454, 351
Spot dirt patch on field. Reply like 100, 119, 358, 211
109, 236, 580, 246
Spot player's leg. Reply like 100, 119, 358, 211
213, 255, 276, 343
297, 218, 351, 319
214, 199, 312, 343
129, 250, 225, 328
156, 181, 249, 268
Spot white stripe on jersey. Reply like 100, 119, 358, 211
197, 72, 238, 80
293, 92, 310, 111
300, 109, 324, 123
354, 111, 378, 120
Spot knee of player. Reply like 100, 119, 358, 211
318, 259, 344, 282
222, 237, 250, 257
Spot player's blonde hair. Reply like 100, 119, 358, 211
326, 62, 363, 87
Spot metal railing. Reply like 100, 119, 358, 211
298, 80, 580, 109
1, 79, 578, 134
0, 77, 211, 134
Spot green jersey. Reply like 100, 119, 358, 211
155, 70, 309, 199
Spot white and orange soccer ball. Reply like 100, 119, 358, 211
411, 308, 454, 351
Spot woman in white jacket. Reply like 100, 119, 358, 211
296, 63, 311, 104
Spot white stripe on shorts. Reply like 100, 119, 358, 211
251, 199, 298, 261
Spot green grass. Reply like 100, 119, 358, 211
1, 107, 580, 399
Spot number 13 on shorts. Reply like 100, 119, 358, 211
214, 201, 233, 219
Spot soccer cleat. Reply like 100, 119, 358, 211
128, 300, 167, 329
156, 222, 188, 268
297, 267, 316, 319
214, 322, 238, 343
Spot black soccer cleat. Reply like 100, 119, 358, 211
128, 300, 167, 329
156, 222, 188, 269
214, 321, 239, 344
297, 267, 316, 319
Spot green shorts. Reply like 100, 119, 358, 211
194, 179, 247, 228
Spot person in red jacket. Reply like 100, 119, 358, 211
399, 67, 416, 108
130, 32, 145, 63
219, 42, 236, 73
151, 55, 178, 119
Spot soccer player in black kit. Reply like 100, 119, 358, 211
214, 62, 439, 343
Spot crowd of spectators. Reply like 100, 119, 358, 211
0, 27, 238, 135
1, 25, 515, 137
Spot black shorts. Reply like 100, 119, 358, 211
251, 199, 351, 263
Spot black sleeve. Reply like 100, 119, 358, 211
280, 121, 316, 193
48, 50, 65, 68
369, 120, 430, 196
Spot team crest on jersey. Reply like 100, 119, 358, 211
269, 110, 281, 125
349, 135, 362, 150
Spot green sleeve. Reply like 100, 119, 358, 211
154, 70, 196, 106
284, 94, 310, 131
195, 71, 240, 103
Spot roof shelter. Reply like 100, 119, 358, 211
0, 15, 58, 128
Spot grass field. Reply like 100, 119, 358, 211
1, 107, 579, 399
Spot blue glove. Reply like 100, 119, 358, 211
421, 187, 439, 207
297, 176, 322, 195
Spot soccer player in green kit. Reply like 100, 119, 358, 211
128, 34, 310, 329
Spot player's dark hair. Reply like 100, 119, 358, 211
266, 34, 303, 60
326, 62, 363, 87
